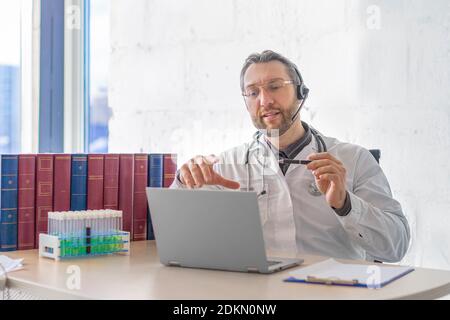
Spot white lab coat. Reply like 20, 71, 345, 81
171, 133, 410, 263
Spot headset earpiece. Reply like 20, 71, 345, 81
294, 66, 309, 101
297, 83, 309, 100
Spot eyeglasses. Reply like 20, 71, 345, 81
242, 79, 296, 100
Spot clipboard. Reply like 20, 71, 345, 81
284, 258, 414, 288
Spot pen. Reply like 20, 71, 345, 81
278, 159, 312, 165
306, 276, 359, 286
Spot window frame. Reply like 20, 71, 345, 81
63, 0, 89, 153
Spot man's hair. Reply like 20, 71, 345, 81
240, 50, 301, 92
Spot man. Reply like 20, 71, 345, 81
171, 50, 410, 263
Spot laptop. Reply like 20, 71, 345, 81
146, 188, 303, 274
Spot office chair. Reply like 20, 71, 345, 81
368, 149, 383, 263
369, 149, 381, 164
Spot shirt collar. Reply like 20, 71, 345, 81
265, 122, 313, 175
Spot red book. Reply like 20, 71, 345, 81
104, 154, 120, 210
35, 154, 54, 247
18, 155, 36, 250
119, 154, 134, 235
87, 154, 105, 210
53, 154, 71, 211
132, 154, 148, 241
163, 154, 177, 188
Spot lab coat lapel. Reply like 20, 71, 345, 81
257, 136, 297, 253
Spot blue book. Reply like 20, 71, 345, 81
147, 154, 164, 240
0, 155, 19, 251
70, 154, 88, 211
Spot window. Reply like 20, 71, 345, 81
88, 0, 111, 153
0, 0, 33, 154
0, 1, 22, 153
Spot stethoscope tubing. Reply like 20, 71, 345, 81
245, 128, 326, 197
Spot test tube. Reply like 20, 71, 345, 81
61, 212, 67, 257
48, 212, 53, 235
102, 210, 107, 253
75, 213, 81, 256
86, 211, 92, 255
67, 212, 72, 257
91, 212, 99, 254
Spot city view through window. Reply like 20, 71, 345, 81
0, 1, 22, 154
88, 0, 112, 153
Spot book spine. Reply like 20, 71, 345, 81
163, 154, 177, 188
147, 154, 164, 240
133, 154, 148, 241
119, 154, 134, 235
87, 154, 105, 210
53, 155, 71, 211
70, 154, 88, 211
18, 155, 36, 250
103, 154, 120, 210
0, 155, 19, 252
35, 154, 54, 248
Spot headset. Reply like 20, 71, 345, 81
290, 65, 310, 123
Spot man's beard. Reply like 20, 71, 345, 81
251, 101, 300, 138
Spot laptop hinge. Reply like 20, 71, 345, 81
247, 267, 259, 273
169, 261, 181, 267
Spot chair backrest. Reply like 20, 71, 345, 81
369, 149, 381, 164
369, 149, 382, 264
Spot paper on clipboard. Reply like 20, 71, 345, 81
285, 258, 414, 288
0, 255, 24, 274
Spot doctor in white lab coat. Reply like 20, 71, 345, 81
171, 50, 410, 263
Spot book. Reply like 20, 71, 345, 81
35, 154, 54, 248
133, 154, 148, 241
0, 155, 19, 252
147, 154, 164, 240
119, 154, 134, 234
53, 154, 71, 211
87, 154, 105, 210
70, 154, 88, 211
103, 154, 120, 210
18, 155, 36, 250
163, 154, 177, 188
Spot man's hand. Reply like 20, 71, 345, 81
306, 152, 347, 209
179, 155, 240, 190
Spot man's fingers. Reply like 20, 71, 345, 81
189, 160, 205, 188
307, 159, 334, 170
318, 173, 342, 185
204, 154, 220, 165
307, 152, 343, 166
306, 157, 346, 178
184, 155, 235, 189
180, 166, 196, 189
198, 161, 214, 184
194, 155, 217, 184
312, 165, 341, 177
214, 174, 241, 190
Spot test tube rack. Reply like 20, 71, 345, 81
39, 231, 130, 261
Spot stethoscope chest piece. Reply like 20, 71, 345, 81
308, 181, 322, 197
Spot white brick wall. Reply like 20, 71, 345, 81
108, 0, 450, 270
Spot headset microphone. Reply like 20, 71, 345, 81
291, 97, 307, 122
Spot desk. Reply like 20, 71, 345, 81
3, 241, 450, 300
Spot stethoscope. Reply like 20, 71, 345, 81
244, 127, 327, 198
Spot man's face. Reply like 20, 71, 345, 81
243, 61, 299, 137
